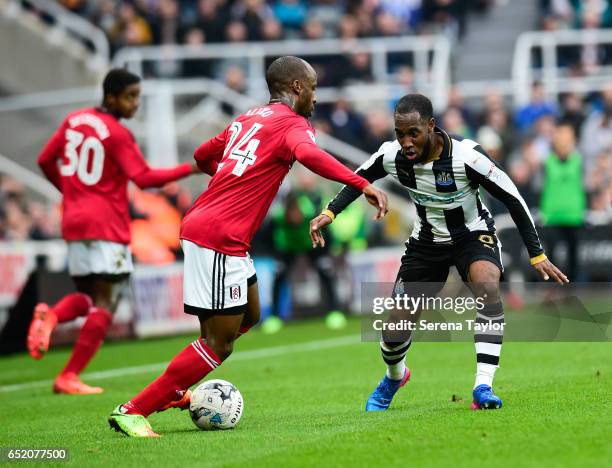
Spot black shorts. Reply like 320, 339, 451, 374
396, 231, 504, 291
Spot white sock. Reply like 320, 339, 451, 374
386, 359, 407, 380
381, 338, 411, 380
474, 363, 497, 388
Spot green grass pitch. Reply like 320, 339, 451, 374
1, 318, 610, 467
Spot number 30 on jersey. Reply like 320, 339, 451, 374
223, 122, 262, 177
61, 129, 105, 185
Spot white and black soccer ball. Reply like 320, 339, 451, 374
189, 379, 243, 430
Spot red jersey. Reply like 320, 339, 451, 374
38, 107, 192, 244
181, 102, 369, 256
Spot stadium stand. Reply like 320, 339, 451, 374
0, 0, 610, 327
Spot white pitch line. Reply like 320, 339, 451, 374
0, 334, 361, 393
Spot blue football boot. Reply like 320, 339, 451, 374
471, 384, 503, 410
365, 368, 411, 412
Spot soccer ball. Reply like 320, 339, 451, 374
189, 379, 243, 430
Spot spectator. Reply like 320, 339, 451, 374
580, 85, 612, 173
509, 156, 539, 209
338, 51, 374, 85
540, 121, 587, 280
221, 66, 247, 116
108, 1, 153, 51
266, 187, 340, 334
303, 17, 325, 40
361, 109, 394, 154
559, 91, 586, 138
515, 82, 556, 133
440, 107, 471, 138
574, 7, 612, 75
328, 98, 366, 145
447, 85, 477, 133
150, 0, 182, 46
585, 151, 612, 224
261, 17, 284, 40
308, 0, 344, 38
374, 10, 404, 36
378, 0, 423, 30
481, 106, 516, 160
181, 27, 212, 78
272, 0, 307, 33
215, 20, 250, 77
337, 14, 360, 41
231, 0, 274, 41
531, 114, 556, 162
192, 0, 230, 43
423, 0, 467, 39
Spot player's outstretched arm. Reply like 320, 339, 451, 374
131, 163, 194, 189
111, 129, 196, 188
294, 143, 388, 216
308, 183, 387, 248
308, 149, 389, 248
462, 144, 566, 280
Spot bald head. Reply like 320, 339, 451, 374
266, 56, 315, 95
266, 56, 317, 118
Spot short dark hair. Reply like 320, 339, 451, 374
102, 68, 140, 97
265, 56, 310, 94
395, 94, 434, 121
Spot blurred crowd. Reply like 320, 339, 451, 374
538, 0, 612, 75
2, 82, 610, 247
0, 174, 60, 241
0, 175, 195, 264
51, 0, 493, 54
4, 1, 610, 271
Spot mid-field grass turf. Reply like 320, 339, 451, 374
1, 318, 610, 467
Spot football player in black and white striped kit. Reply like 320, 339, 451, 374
310, 94, 568, 411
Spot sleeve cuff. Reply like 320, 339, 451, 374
321, 209, 336, 221
530, 253, 547, 265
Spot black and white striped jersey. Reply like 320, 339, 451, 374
327, 127, 544, 258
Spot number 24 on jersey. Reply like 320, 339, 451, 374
223, 122, 263, 177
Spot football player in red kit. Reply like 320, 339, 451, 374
27, 69, 198, 394
108, 56, 388, 437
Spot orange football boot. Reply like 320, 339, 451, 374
27, 303, 58, 360
53, 372, 104, 395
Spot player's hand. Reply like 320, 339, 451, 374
191, 162, 202, 173
309, 214, 333, 248
532, 259, 569, 284
362, 184, 388, 220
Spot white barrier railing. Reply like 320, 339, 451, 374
112, 35, 452, 110
512, 29, 612, 106
0, 152, 60, 202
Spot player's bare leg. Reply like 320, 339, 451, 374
238, 282, 260, 338
467, 260, 504, 409
53, 275, 125, 395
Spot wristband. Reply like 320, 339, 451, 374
321, 209, 335, 221
530, 253, 547, 265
